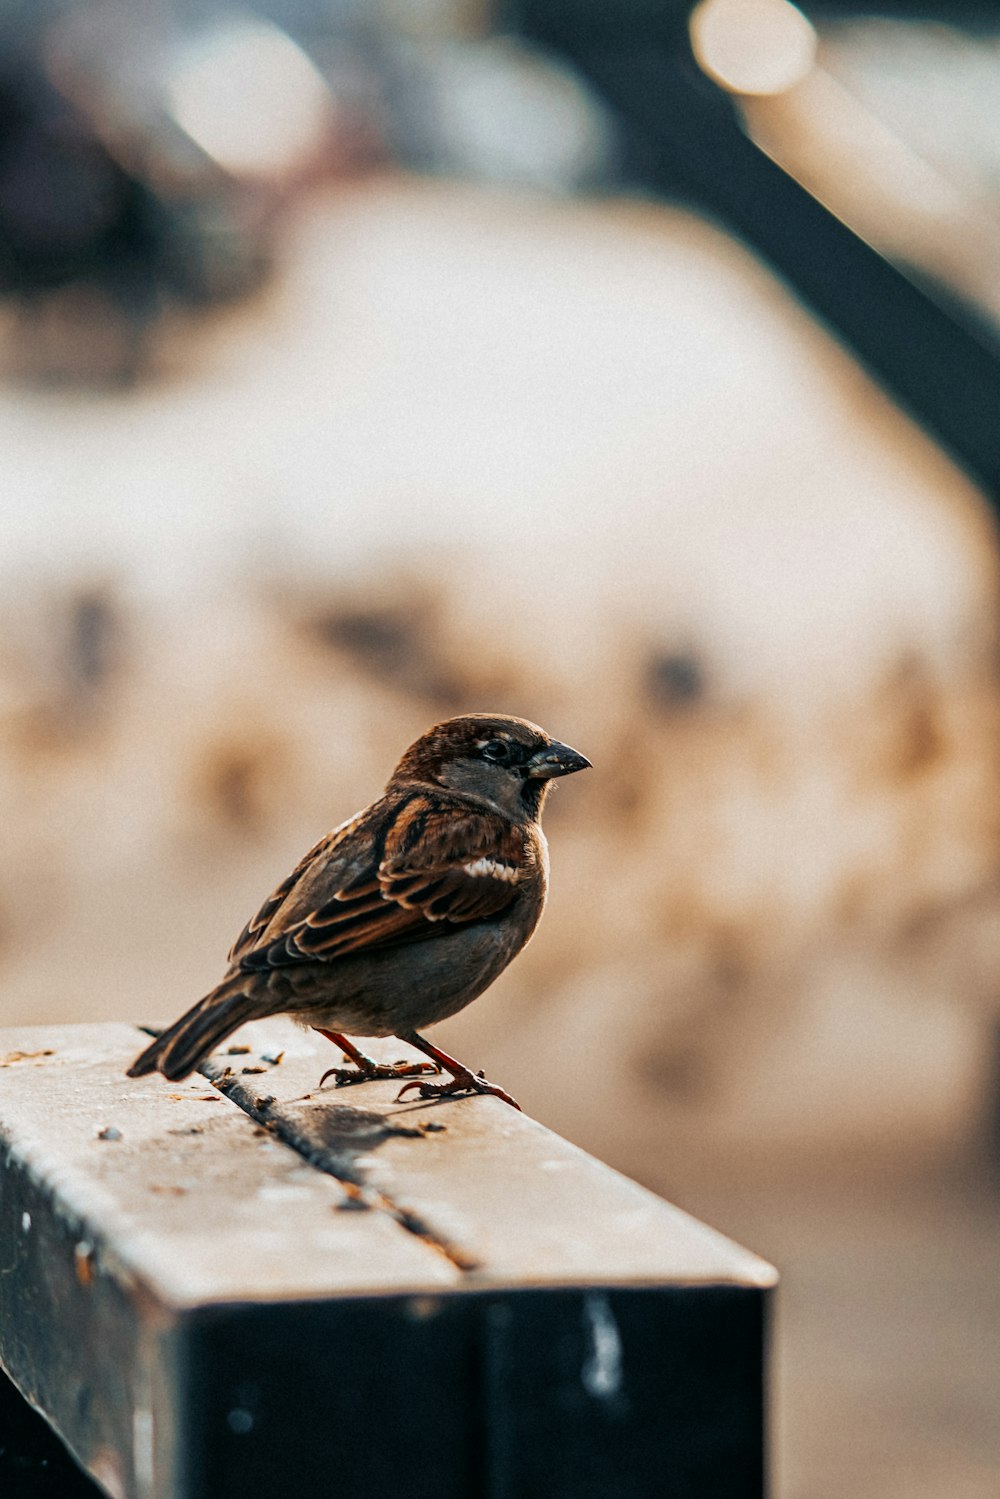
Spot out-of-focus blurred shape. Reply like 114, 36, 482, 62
0, 4, 370, 384
166, 18, 334, 182
690, 0, 817, 97
519, 0, 1000, 500
400, 35, 616, 188
705, 11, 1000, 341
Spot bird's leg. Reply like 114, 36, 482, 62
314, 1029, 439, 1090
394, 1032, 521, 1111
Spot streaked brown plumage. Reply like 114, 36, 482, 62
127, 714, 590, 1107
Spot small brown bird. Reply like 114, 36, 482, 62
127, 714, 590, 1108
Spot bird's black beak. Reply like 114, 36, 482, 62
526, 741, 592, 779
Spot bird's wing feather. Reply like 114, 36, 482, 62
226, 812, 367, 963
234, 792, 528, 971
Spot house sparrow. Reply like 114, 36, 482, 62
127, 714, 590, 1108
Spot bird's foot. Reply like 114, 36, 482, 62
318, 1058, 439, 1090
396, 1068, 521, 1111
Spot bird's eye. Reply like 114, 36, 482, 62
481, 739, 511, 763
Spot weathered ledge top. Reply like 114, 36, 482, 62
0, 1020, 775, 1310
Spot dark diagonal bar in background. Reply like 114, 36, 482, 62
513, 0, 1000, 509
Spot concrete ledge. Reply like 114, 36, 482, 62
0, 1021, 776, 1498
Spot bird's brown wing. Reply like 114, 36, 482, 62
234, 791, 530, 973
226, 814, 366, 963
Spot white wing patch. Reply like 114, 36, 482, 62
462, 857, 519, 883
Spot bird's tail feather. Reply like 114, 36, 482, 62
127, 977, 268, 1081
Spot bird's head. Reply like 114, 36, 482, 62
390, 714, 591, 821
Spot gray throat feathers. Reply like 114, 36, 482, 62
435, 759, 546, 823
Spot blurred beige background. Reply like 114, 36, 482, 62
3, 170, 1000, 1497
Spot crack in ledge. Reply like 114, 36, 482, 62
197, 1056, 481, 1275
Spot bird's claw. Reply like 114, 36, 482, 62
395, 1070, 521, 1111
318, 1060, 439, 1090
